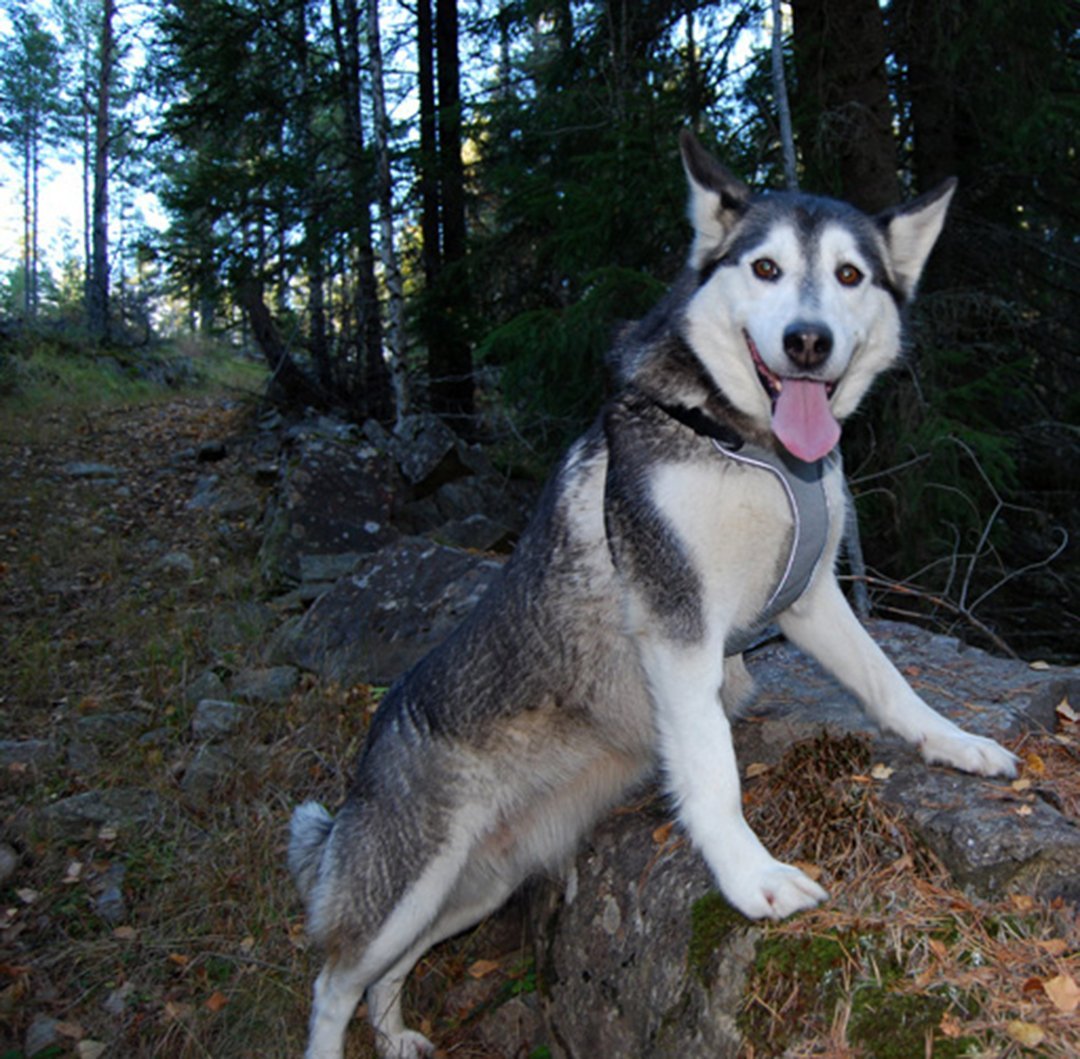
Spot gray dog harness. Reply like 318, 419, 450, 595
710, 438, 838, 654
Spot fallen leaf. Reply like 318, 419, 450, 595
76, 1042, 107, 1059
652, 821, 674, 845
1043, 973, 1080, 1013
1021, 976, 1044, 994
1009, 894, 1036, 913
745, 762, 771, 778
238, 935, 255, 954
1014, 805, 1034, 816
1056, 697, 1078, 723
1011, 778, 1032, 792
55, 1020, 84, 1038
870, 763, 894, 780
1023, 752, 1046, 777
792, 861, 823, 881
928, 937, 948, 959
467, 958, 501, 979
168, 952, 190, 968
112, 926, 138, 941
62, 860, 84, 885
97, 826, 118, 843
939, 1012, 964, 1038
1035, 938, 1067, 956
1005, 1020, 1045, 1047
163, 1000, 193, 1022
204, 990, 229, 1013
1029, 660, 1051, 671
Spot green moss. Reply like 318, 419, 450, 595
687, 892, 749, 986
848, 987, 979, 1058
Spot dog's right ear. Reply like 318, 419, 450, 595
679, 129, 751, 269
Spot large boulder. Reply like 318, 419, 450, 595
269, 537, 505, 686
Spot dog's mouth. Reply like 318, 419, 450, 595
745, 331, 841, 462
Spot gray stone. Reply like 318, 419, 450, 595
388, 413, 462, 486
0, 739, 57, 769
229, 665, 299, 704
259, 438, 399, 588
269, 537, 504, 686
25, 1014, 63, 1057
157, 551, 196, 577
93, 863, 127, 924
62, 461, 122, 480
431, 513, 514, 553
192, 699, 254, 739
185, 669, 228, 705
181, 744, 236, 796
74, 711, 147, 744
0, 842, 18, 883
40, 789, 163, 834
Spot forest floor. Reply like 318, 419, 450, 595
1, 371, 1077, 1058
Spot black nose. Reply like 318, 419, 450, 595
783, 322, 833, 370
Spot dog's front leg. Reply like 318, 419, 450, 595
641, 635, 828, 920
779, 575, 1018, 777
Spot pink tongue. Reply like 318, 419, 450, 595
771, 379, 841, 462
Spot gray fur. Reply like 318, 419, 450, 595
290, 134, 1014, 1059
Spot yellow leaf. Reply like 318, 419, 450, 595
870, 763, 894, 780
1023, 752, 1046, 777
467, 958, 500, 979
652, 821, 674, 845
1043, 973, 1080, 1014
1056, 696, 1078, 723
1011, 778, 1032, 792
939, 1012, 964, 1038
1009, 894, 1036, 913
792, 861, 823, 881
167, 952, 190, 968
1005, 1020, 1045, 1047
745, 762, 771, 778
1014, 805, 1034, 816
1035, 938, 1067, 956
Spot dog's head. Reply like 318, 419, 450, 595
678, 131, 955, 462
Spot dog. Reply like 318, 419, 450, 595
289, 130, 1018, 1059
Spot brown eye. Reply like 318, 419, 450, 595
752, 258, 781, 281
836, 263, 863, 287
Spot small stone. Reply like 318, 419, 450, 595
25, 1014, 62, 1057
191, 699, 253, 740
229, 665, 299, 704
0, 842, 19, 883
185, 669, 228, 705
157, 551, 196, 577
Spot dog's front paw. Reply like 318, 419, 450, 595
919, 728, 1019, 778
723, 860, 829, 921
376, 1029, 435, 1059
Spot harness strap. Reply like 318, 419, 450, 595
709, 438, 837, 654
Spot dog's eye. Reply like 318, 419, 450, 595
751, 258, 781, 282
836, 264, 863, 287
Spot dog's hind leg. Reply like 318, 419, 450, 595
779, 574, 1018, 777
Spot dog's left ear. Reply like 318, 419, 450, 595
679, 129, 752, 269
878, 178, 957, 301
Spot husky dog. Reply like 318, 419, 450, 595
290, 131, 1018, 1059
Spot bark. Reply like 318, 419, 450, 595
791, 0, 900, 212
87, 0, 114, 341
366, 0, 410, 424
427, 0, 475, 429
89, 0, 113, 332
771, 0, 798, 190
236, 279, 328, 410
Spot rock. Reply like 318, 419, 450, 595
0, 842, 19, 883
157, 551, 196, 577
185, 669, 228, 705
0, 739, 57, 769
259, 436, 399, 588
62, 461, 122, 480
25, 1014, 63, 1057
536, 806, 756, 1059
229, 665, 299, 704
269, 537, 504, 686
39, 789, 163, 835
93, 863, 127, 924
102, 980, 136, 1017
74, 711, 147, 744
181, 744, 236, 797
192, 699, 254, 740
386, 413, 463, 487
431, 513, 514, 553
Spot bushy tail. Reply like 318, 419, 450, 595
288, 801, 334, 900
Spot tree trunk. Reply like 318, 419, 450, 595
87, 0, 114, 342
428, 0, 474, 430
771, 0, 798, 190
790, 0, 899, 212
366, 0, 410, 425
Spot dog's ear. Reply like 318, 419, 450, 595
679, 129, 751, 268
878, 178, 957, 301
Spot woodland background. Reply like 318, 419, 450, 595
1, 0, 1078, 661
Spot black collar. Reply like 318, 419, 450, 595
650, 397, 745, 451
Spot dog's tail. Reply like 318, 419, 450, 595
288, 801, 334, 900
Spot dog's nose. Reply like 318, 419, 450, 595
783, 323, 833, 370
